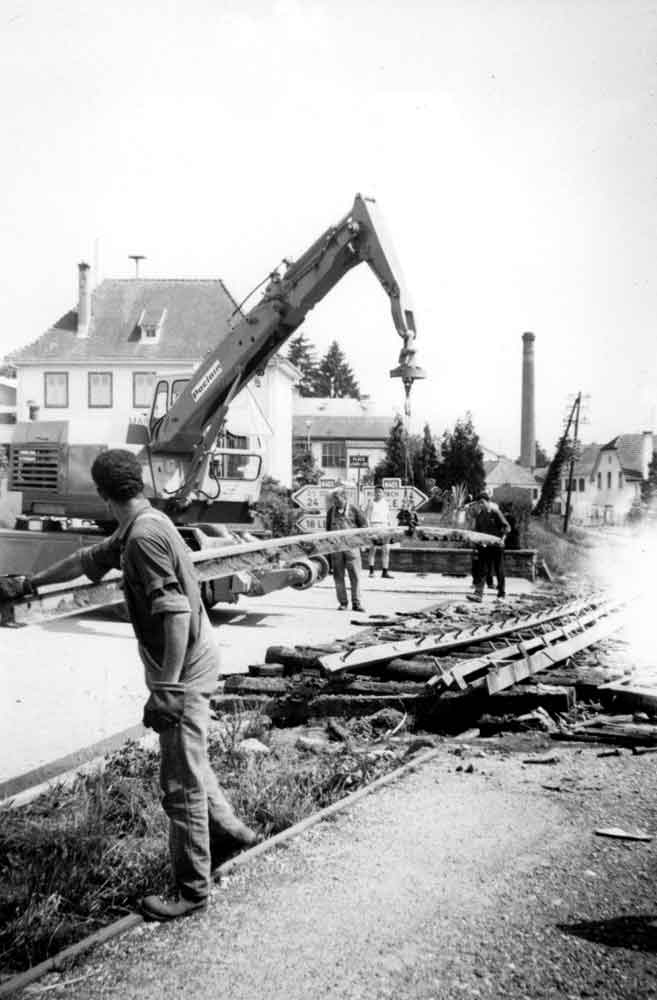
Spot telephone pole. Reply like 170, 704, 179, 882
563, 392, 582, 534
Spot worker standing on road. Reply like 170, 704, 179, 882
326, 487, 367, 612
469, 489, 510, 601
0, 449, 257, 922
365, 483, 394, 579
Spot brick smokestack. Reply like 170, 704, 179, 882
77, 261, 91, 337
520, 331, 536, 468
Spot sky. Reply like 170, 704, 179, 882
1, 0, 656, 458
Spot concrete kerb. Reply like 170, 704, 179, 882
0, 745, 444, 999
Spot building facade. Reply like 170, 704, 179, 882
292, 396, 393, 483
555, 433, 653, 524
9, 263, 298, 485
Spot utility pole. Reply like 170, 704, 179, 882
563, 392, 582, 534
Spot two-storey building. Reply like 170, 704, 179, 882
556, 433, 653, 524
9, 262, 299, 485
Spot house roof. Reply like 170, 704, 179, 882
572, 443, 600, 477
600, 434, 649, 478
484, 456, 538, 489
293, 396, 382, 418
10, 278, 240, 365
292, 413, 392, 440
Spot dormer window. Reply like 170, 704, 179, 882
136, 307, 167, 343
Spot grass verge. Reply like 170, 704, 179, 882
527, 518, 593, 579
0, 713, 408, 975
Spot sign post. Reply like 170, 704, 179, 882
348, 454, 369, 508
292, 477, 358, 533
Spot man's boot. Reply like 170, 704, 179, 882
368, 567, 375, 578
141, 895, 207, 922
381, 569, 394, 579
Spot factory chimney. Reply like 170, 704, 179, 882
520, 331, 536, 468
77, 261, 91, 338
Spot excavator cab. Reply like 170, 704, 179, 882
148, 374, 264, 507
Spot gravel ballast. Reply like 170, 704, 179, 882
23, 736, 657, 1000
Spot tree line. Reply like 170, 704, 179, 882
287, 333, 361, 398
287, 333, 556, 501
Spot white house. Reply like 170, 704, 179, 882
0, 375, 17, 434
9, 263, 299, 485
556, 433, 653, 524
292, 395, 394, 483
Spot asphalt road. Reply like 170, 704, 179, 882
35, 737, 657, 1000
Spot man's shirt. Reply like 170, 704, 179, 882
473, 503, 510, 539
366, 497, 391, 526
326, 503, 367, 532
80, 503, 219, 693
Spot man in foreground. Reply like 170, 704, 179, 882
326, 486, 367, 612
0, 449, 257, 920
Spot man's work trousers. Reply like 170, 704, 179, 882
332, 549, 363, 608
473, 545, 505, 597
159, 689, 255, 902
368, 539, 390, 570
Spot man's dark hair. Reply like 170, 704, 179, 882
91, 449, 144, 502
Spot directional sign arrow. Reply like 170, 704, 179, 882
292, 483, 358, 511
296, 513, 328, 533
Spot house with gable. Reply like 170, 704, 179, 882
483, 455, 540, 504
553, 433, 653, 524
9, 262, 300, 485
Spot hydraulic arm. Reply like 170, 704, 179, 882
150, 194, 426, 506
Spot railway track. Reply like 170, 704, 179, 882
217, 592, 630, 725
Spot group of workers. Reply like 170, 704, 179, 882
0, 447, 513, 925
325, 482, 512, 610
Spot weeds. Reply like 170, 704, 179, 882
527, 519, 592, 579
0, 717, 405, 975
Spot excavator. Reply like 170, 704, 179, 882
4, 194, 427, 611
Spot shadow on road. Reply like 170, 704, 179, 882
559, 914, 657, 952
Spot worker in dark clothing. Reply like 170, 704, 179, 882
469, 489, 510, 601
326, 487, 367, 611
0, 449, 257, 921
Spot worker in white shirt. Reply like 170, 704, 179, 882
365, 484, 394, 579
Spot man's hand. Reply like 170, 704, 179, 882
143, 685, 185, 733
0, 575, 35, 603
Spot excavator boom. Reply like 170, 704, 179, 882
151, 195, 426, 472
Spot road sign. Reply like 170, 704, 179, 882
361, 482, 427, 513
296, 513, 327, 533
349, 455, 369, 468
292, 482, 358, 512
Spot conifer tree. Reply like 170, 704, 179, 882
312, 341, 360, 398
286, 333, 318, 397
413, 423, 439, 493
434, 413, 485, 497
374, 415, 410, 481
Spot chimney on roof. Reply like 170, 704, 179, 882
77, 261, 91, 338
519, 331, 536, 468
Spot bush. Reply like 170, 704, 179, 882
254, 476, 298, 537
